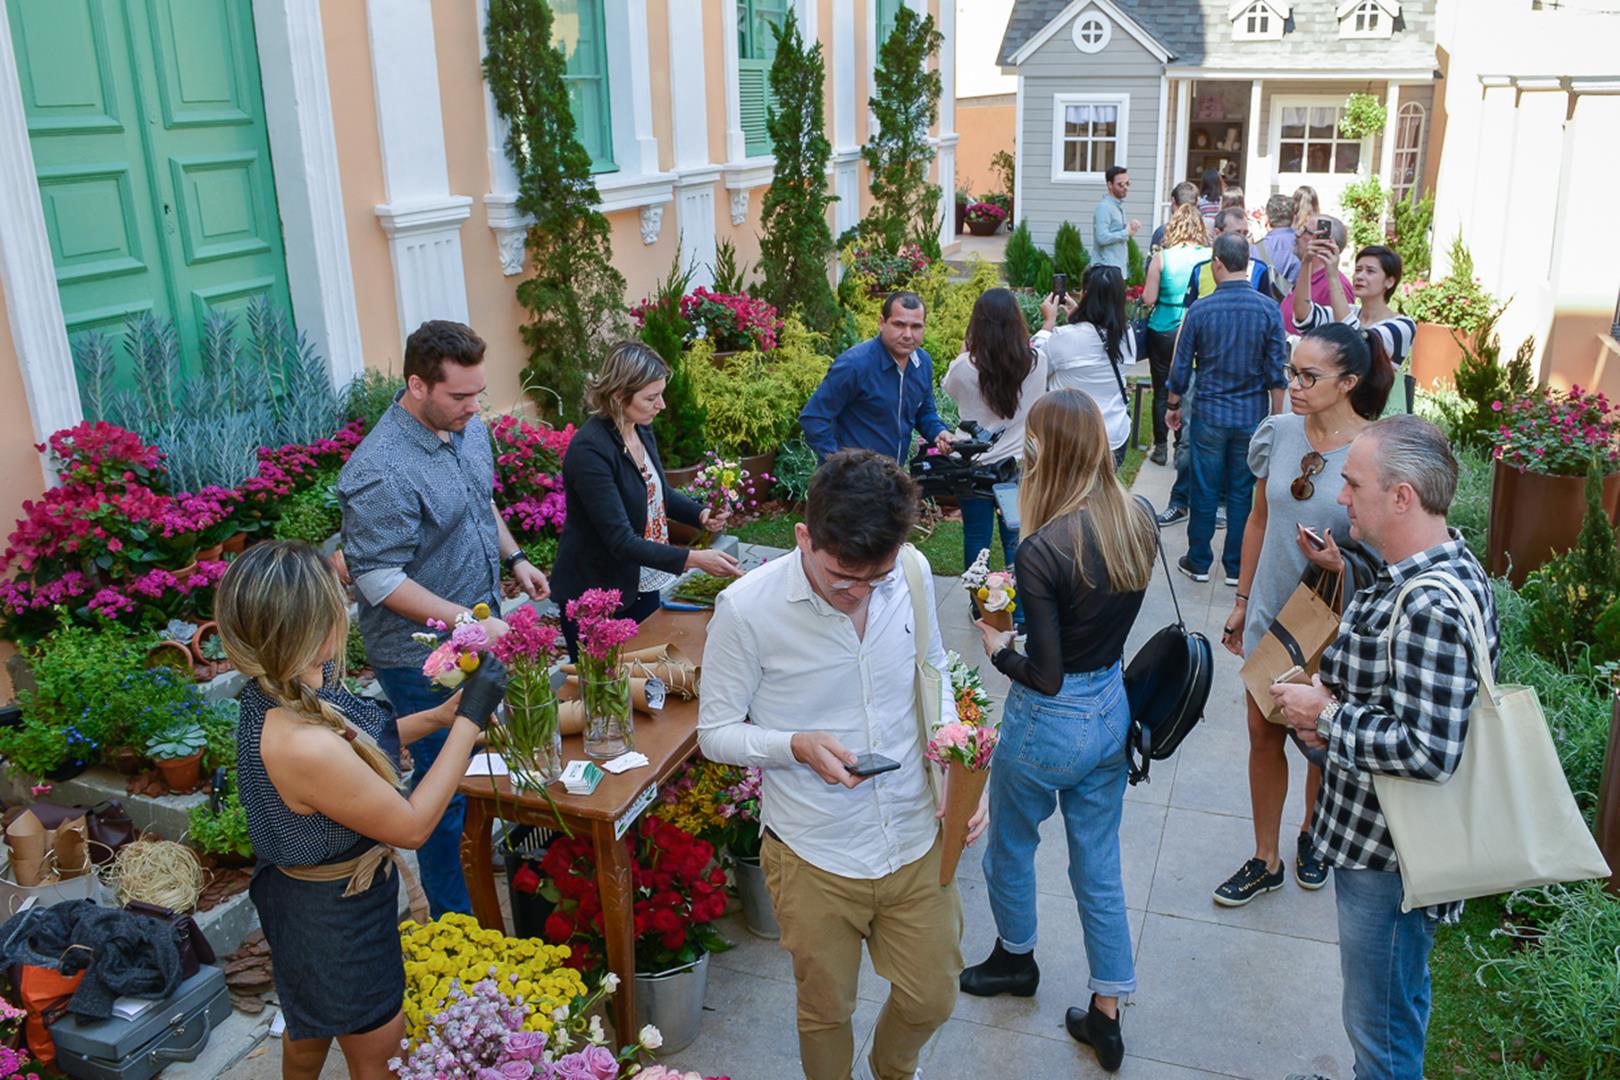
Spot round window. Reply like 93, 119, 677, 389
1071, 12, 1112, 53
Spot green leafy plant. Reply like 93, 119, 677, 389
346, 621, 369, 675
862, 6, 944, 257
345, 368, 406, 432
270, 476, 341, 544
484, 0, 627, 420
633, 259, 708, 468
989, 150, 1015, 204
686, 317, 831, 456
202, 698, 239, 774
1338, 92, 1387, 138
771, 436, 818, 503
1394, 234, 1502, 337
187, 787, 253, 860
145, 718, 207, 762
519, 534, 560, 575
1052, 221, 1090, 281
1126, 236, 1146, 288
711, 239, 749, 295
0, 718, 73, 779
1387, 190, 1434, 279
1340, 174, 1386, 253
1436, 315, 1534, 451
759, 9, 839, 337
1003, 220, 1042, 289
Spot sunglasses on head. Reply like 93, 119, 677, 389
1291, 451, 1326, 501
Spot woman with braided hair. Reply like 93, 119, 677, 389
216, 541, 506, 1079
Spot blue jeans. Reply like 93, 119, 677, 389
1187, 419, 1258, 577
372, 666, 467, 919
959, 494, 1019, 576
982, 665, 1136, 996
1335, 867, 1439, 1080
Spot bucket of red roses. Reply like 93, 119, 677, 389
539, 817, 732, 1053
654, 758, 777, 939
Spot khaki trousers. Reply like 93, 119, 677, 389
762, 832, 964, 1080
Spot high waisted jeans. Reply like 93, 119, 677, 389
982, 664, 1136, 996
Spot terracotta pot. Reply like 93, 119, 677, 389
669, 520, 702, 546
663, 463, 703, 490
145, 640, 196, 676
196, 543, 225, 562
222, 532, 248, 555
1486, 458, 1620, 586
741, 449, 778, 481
1410, 322, 1466, 391
190, 620, 229, 673
170, 561, 199, 585
965, 218, 1002, 236
109, 745, 144, 776
156, 750, 204, 793
1597, 694, 1620, 898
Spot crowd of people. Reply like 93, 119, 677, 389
216, 166, 1497, 1080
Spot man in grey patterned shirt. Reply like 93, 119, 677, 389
339, 320, 548, 917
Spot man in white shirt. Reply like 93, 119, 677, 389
699, 451, 986, 1080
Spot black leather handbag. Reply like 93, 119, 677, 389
1123, 499, 1214, 785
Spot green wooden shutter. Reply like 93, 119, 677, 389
553, 0, 615, 174
877, 0, 901, 52
738, 0, 786, 158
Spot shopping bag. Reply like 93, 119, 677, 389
1240, 570, 1343, 724
1371, 573, 1611, 911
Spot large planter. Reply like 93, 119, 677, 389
633, 951, 709, 1054
663, 463, 703, 490
964, 218, 1002, 237
733, 855, 780, 939
1487, 458, 1620, 586
740, 449, 778, 482
1598, 695, 1620, 898
146, 640, 196, 676
1410, 321, 1467, 391
954, 201, 968, 233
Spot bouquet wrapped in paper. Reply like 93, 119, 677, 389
931, 652, 1000, 885
412, 603, 494, 689
963, 549, 1017, 631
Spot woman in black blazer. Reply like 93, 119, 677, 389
551, 341, 742, 657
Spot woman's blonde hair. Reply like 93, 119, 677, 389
584, 341, 669, 423
215, 542, 399, 787
1293, 185, 1320, 225
1019, 390, 1156, 594
1162, 203, 1208, 248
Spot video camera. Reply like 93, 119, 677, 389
909, 420, 1018, 501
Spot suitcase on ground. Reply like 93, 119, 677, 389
48, 965, 228, 1080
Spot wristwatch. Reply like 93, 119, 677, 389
1315, 695, 1342, 739
502, 550, 531, 574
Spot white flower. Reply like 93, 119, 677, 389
588, 1014, 606, 1043
639, 1024, 664, 1050
552, 1007, 570, 1023
602, 972, 621, 993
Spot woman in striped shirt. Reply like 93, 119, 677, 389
1291, 242, 1417, 414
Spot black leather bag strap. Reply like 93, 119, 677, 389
1133, 495, 1185, 628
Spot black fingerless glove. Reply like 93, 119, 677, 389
455, 654, 508, 730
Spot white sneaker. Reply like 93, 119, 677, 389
851, 1055, 921, 1080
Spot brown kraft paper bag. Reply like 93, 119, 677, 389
1239, 571, 1344, 725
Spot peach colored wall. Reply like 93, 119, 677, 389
0, 279, 49, 562
955, 95, 1013, 199
648, 0, 675, 174
320, 0, 403, 378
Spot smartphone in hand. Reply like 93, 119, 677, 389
847, 752, 901, 778
1053, 272, 1068, 308
1316, 219, 1332, 241
1300, 525, 1327, 551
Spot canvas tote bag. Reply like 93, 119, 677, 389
899, 544, 944, 809
1371, 572, 1610, 911
1240, 569, 1344, 724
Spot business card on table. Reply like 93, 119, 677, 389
601, 752, 650, 774
559, 760, 604, 795
645, 677, 667, 712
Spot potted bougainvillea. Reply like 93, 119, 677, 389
680, 287, 782, 357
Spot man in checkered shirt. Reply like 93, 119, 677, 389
1270, 415, 1497, 1080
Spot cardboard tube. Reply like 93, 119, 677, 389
939, 761, 991, 886
560, 645, 700, 699
563, 675, 665, 714
54, 816, 88, 881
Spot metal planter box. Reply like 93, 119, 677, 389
50, 965, 228, 1080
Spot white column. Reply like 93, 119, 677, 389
1172, 78, 1191, 187
1152, 75, 1169, 219
255, 0, 367, 383
670, 0, 717, 287
476, 0, 531, 277
368, 0, 472, 338
1378, 81, 1402, 187
0, 0, 80, 469
720, 0, 749, 163
1244, 78, 1265, 197
832, 0, 861, 235
603, 0, 661, 176
936, 0, 957, 248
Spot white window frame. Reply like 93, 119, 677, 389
1049, 92, 1129, 184
1270, 95, 1371, 181
1230, 0, 1285, 41
724, 0, 814, 170
1390, 100, 1426, 202
1338, 0, 1396, 39
1070, 11, 1112, 53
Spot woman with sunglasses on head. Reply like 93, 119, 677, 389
1036, 264, 1134, 469
1211, 322, 1392, 909
1291, 242, 1416, 414
958, 389, 1157, 1073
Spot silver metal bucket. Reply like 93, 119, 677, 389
633, 951, 710, 1053
734, 855, 780, 939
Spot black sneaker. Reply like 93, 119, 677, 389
1295, 832, 1328, 890
1156, 505, 1188, 527
1213, 857, 1285, 907
1176, 555, 1209, 583
1150, 443, 1168, 465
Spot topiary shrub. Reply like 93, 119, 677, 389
1387, 190, 1434, 279
862, 6, 944, 257
1126, 236, 1146, 288
1003, 220, 1041, 289
1052, 221, 1089, 281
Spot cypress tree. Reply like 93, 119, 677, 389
862, 7, 944, 257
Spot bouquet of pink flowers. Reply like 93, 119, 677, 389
963, 549, 1017, 631
933, 651, 1000, 885
682, 452, 772, 547
412, 602, 494, 689
567, 589, 641, 756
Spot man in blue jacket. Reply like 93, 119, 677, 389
800, 292, 955, 463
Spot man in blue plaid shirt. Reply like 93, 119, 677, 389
1271, 415, 1498, 1080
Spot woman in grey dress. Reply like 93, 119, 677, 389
1211, 323, 1392, 907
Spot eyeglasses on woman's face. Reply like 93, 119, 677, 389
1283, 363, 1337, 390
1291, 450, 1326, 501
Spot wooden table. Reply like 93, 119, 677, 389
458, 608, 710, 1043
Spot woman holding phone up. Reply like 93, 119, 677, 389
1211, 323, 1391, 909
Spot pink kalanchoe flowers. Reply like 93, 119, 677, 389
567, 589, 640, 666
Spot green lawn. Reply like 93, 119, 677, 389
1424, 894, 1516, 1075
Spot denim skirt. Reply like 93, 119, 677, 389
249, 840, 405, 1041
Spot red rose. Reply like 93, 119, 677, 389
544, 912, 574, 942
511, 863, 541, 895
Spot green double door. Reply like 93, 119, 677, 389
8, 0, 292, 364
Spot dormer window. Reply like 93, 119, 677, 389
1229, 0, 1288, 42
1338, 0, 1398, 38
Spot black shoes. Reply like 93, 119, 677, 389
1150, 443, 1168, 465
1066, 996, 1125, 1072
1156, 504, 1188, 527
1213, 857, 1286, 907
1176, 555, 1209, 583
1295, 831, 1328, 890
959, 939, 1039, 998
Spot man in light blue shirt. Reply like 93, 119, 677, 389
1092, 165, 1141, 270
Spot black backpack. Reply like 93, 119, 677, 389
1124, 499, 1213, 785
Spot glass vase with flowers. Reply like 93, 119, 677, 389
567, 589, 640, 759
